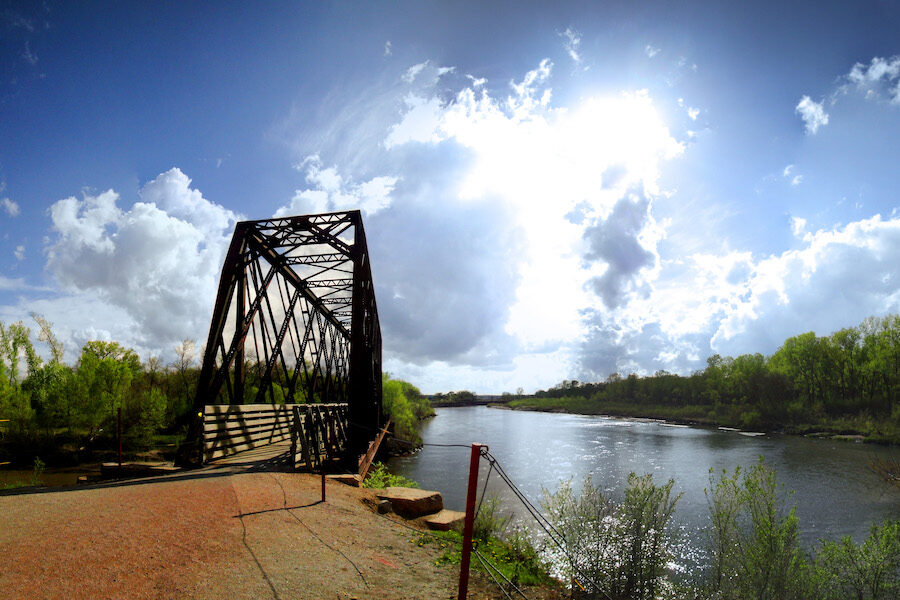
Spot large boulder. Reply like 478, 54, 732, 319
375, 487, 443, 518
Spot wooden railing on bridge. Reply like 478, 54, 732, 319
202, 403, 348, 466
289, 404, 350, 472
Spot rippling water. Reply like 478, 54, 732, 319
388, 406, 900, 571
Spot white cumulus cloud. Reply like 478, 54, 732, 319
46, 168, 240, 353
377, 59, 684, 361
385, 95, 445, 148
276, 155, 398, 217
712, 214, 900, 354
796, 95, 829, 134
578, 213, 900, 379
847, 55, 900, 103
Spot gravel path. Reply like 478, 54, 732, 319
0, 466, 531, 599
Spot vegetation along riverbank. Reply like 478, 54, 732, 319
505, 314, 900, 445
0, 314, 433, 473
373, 448, 900, 599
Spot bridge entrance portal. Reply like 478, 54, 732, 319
189, 211, 382, 466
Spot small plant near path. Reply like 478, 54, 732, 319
361, 461, 419, 488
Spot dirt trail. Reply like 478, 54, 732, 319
0, 466, 536, 599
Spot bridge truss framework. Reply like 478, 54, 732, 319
192, 210, 382, 461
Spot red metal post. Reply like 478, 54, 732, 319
117, 407, 122, 469
458, 442, 486, 600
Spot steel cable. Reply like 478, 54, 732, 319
342, 420, 611, 598
473, 548, 531, 600
473, 550, 515, 600
482, 450, 613, 600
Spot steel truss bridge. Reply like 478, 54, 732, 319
188, 211, 382, 467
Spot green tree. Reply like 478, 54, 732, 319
770, 332, 829, 413
73, 340, 141, 438
125, 387, 168, 447
172, 339, 198, 418
30, 313, 64, 365
24, 362, 74, 432
0, 320, 38, 389
382, 374, 432, 444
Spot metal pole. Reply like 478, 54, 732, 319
458, 442, 486, 600
321, 409, 328, 503
117, 407, 122, 470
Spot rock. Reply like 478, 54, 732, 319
361, 496, 393, 514
374, 487, 443, 518
327, 473, 361, 487
422, 509, 465, 531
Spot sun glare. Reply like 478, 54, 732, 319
447, 89, 684, 349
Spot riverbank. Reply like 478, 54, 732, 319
502, 397, 900, 445
391, 404, 900, 587
0, 465, 546, 599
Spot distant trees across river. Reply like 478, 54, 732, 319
513, 315, 900, 442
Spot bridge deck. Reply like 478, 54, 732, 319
208, 439, 294, 468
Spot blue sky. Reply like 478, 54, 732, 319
1, 1, 899, 393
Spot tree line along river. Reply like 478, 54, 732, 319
388, 405, 900, 572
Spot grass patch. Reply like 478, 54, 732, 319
409, 494, 555, 589
415, 528, 554, 587
361, 462, 419, 489
509, 396, 597, 414
0, 456, 45, 490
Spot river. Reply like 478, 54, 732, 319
388, 406, 900, 570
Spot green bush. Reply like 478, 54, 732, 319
382, 374, 432, 445
814, 520, 900, 599
361, 461, 419, 489
543, 473, 681, 600
705, 459, 810, 600
473, 494, 512, 544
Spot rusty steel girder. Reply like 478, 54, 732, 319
191, 211, 382, 460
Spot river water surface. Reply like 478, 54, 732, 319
389, 406, 900, 570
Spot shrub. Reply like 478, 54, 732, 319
705, 459, 810, 600
361, 461, 419, 489
814, 520, 900, 600
543, 473, 681, 600
473, 494, 511, 544
382, 376, 426, 444
504, 524, 553, 586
